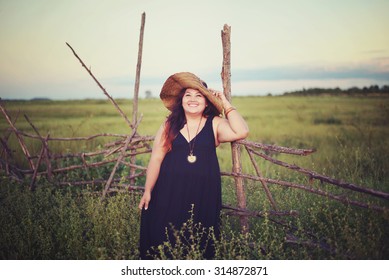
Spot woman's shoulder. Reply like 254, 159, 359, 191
212, 115, 226, 127
211, 115, 224, 146
211, 115, 224, 132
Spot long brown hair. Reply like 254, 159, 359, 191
162, 84, 219, 152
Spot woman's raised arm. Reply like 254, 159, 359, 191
211, 90, 249, 144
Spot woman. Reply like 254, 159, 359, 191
138, 72, 249, 259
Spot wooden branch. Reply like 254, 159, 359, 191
80, 152, 91, 178
0, 108, 19, 158
104, 136, 154, 148
24, 114, 53, 180
0, 157, 23, 181
43, 137, 52, 180
130, 13, 146, 186
238, 139, 316, 156
30, 134, 49, 191
103, 139, 150, 157
27, 141, 151, 161
102, 136, 132, 196
245, 145, 278, 210
30, 142, 152, 162
129, 115, 145, 184
29, 146, 44, 190
222, 204, 298, 217
101, 185, 145, 194
66, 42, 133, 129
0, 153, 24, 178
58, 172, 146, 187
102, 115, 143, 197
105, 145, 122, 157
24, 111, 51, 186
118, 161, 147, 170
247, 147, 389, 200
221, 24, 232, 101
12, 130, 128, 141
231, 144, 249, 230
0, 103, 35, 170
34, 152, 150, 176
132, 12, 145, 126
110, 185, 145, 192
221, 171, 388, 212
73, 148, 151, 160
221, 23, 249, 233
0, 138, 13, 175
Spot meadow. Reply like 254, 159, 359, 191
0, 95, 388, 259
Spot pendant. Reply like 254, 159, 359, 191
187, 154, 197, 163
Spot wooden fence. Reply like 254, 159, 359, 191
1, 102, 388, 213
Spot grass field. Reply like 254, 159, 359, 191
1, 95, 388, 259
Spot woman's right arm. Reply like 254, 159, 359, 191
138, 123, 167, 210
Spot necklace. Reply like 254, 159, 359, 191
186, 117, 203, 163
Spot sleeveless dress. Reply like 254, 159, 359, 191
139, 116, 221, 259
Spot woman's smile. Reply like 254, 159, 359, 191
182, 88, 207, 113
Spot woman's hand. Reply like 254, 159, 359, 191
210, 89, 230, 106
138, 191, 151, 210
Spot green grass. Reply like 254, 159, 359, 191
1, 95, 388, 259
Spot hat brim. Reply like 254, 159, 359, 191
160, 72, 223, 114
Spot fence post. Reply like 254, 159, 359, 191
130, 12, 146, 186
221, 24, 249, 233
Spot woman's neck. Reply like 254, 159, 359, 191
184, 113, 204, 124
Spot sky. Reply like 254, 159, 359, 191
1, 0, 389, 100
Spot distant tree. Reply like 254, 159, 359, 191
381, 85, 389, 94
31, 97, 51, 101
145, 90, 152, 99
281, 84, 389, 96
334, 87, 341, 94
369, 85, 380, 93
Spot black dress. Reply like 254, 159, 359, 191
139, 116, 221, 259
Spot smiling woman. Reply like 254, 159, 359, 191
138, 72, 248, 259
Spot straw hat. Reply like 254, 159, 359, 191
160, 72, 224, 114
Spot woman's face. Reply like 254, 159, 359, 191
182, 88, 207, 114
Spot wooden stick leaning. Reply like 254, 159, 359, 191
30, 134, 50, 191
66, 42, 133, 130
24, 114, 53, 180
244, 145, 278, 210
130, 12, 146, 187
132, 12, 145, 127
102, 115, 143, 198
0, 108, 20, 159
0, 103, 35, 170
0, 138, 14, 176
